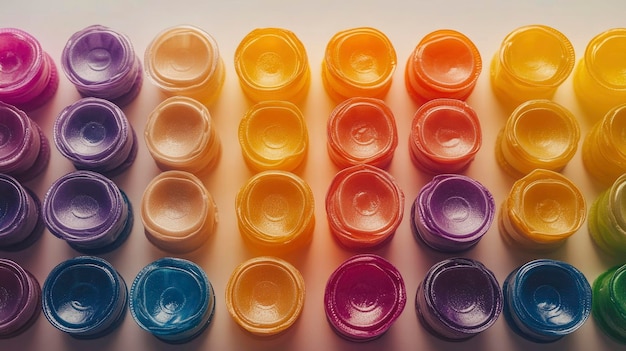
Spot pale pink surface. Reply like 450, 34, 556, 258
1, 1, 625, 350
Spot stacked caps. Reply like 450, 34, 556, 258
229, 27, 312, 338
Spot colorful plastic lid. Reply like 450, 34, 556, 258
239, 101, 308, 172
236, 171, 314, 254
61, 25, 142, 105
0, 174, 43, 251
0, 28, 58, 111
574, 28, 626, 116
42, 256, 127, 339
588, 174, 626, 255
504, 259, 591, 343
326, 164, 404, 249
225, 256, 305, 336
582, 103, 626, 185
327, 97, 398, 169
43, 170, 132, 254
405, 29, 481, 102
0, 259, 40, 338
145, 96, 221, 174
593, 263, 626, 343
234, 28, 310, 102
54, 97, 137, 176
412, 174, 495, 252
324, 254, 406, 342
409, 98, 481, 174
130, 257, 215, 344
0, 101, 49, 181
491, 25, 574, 107
141, 171, 217, 253
496, 99, 579, 178
500, 169, 586, 250
322, 27, 396, 101
416, 258, 502, 341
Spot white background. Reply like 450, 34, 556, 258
2, 1, 626, 350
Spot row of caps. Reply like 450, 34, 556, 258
5, 254, 626, 344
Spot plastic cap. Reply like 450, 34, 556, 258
574, 28, 626, 116
42, 256, 127, 339
588, 174, 626, 255
234, 28, 310, 102
0, 174, 43, 251
61, 25, 142, 105
405, 29, 481, 102
324, 254, 406, 342
142, 171, 217, 253
239, 101, 308, 172
416, 258, 502, 341
145, 96, 221, 174
409, 98, 481, 174
496, 100, 579, 178
0, 102, 49, 181
504, 259, 591, 343
499, 169, 586, 250
225, 256, 304, 336
0, 259, 40, 338
236, 171, 314, 254
322, 27, 396, 101
327, 97, 398, 169
0, 28, 58, 111
412, 174, 495, 252
326, 164, 404, 249
582, 103, 626, 185
593, 263, 626, 343
43, 170, 132, 254
130, 257, 215, 344
145, 25, 225, 105
54, 97, 137, 176
490, 25, 574, 107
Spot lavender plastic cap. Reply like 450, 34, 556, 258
54, 97, 137, 176
0, 102, 50, 181
0, 259, 41, 338
0, 174, 44, 251
42, 170, 132, 254
0, 28, 59, 111
324, 254, 406, 342
416, 257, 502, 341
62, 25, 142, 105
412, 174, 495, 252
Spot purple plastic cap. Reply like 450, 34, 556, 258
43, 170, 132, 254
416, 258, 502, 341
54, 97, 137, 176
0, 259, 41, 338
62, 25, 142, 105
0, 28, 59, 111
0, 174, 43, 251
324, 254, 406, 342
413, 174, 495, 252
0, 102, 50, 181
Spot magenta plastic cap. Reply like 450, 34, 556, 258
412, 174, 495, 252
0, 28, 58, 111
0, 102, 50, 181
54, 97, 137, 176
62, 25, 142, 106
324, 254, 406, 342
416, 258, 502, 341
0, 259, 41, 338
0, 174, 43, 251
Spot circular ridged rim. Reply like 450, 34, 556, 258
225, 256, 305, 336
